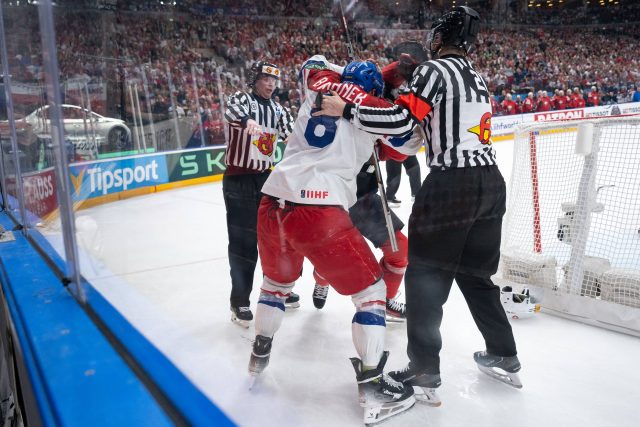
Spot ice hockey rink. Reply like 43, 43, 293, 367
47, 140, 639, 427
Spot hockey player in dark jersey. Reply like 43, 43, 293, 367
310, 51, 431, 322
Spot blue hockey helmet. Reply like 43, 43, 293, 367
341, 61, 384, 96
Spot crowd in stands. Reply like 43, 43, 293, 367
491, 85, 640, 117
3, 2, 639, 143
512, 1, 640, 26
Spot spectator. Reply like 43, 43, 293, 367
501, 93, 518, 115
588, 86, 601, 106
515, 95, 523, 114
537, 90, 553, 112
573, 87, 586, 108
602, 91, 618, 105
522, 92, 536, 113
490, 95, 501, 115
553, 89, 568, 110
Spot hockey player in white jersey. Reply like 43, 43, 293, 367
248, 55, 415, 425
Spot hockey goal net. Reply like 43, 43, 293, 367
497, 116, 640, 335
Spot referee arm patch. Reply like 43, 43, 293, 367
396, 92, 432, 123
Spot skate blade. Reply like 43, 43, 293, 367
363, 395, 416, 425
231, 315, 251, 329
247, 373, 259, 390
385, 314, 406, 323
478, 365, 523, 389
285, 301, 300, 309
413, 387, 442, 407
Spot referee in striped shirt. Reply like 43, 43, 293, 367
315, 7, 520, 400
223, 60, 295, 327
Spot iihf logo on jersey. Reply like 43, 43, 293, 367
300, 189, 329, 199
253, 132, 276, 155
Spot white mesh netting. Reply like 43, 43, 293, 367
498, 117, 640, 334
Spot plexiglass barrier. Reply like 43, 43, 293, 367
6, 2, 640, 426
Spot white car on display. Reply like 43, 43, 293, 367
23, 104, 131, 156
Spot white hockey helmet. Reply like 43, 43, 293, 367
500, 286, 541, 320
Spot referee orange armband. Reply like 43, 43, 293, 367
397, 92, 432, 122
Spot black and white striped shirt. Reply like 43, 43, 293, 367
224, 91, 294, 173
345, 55, 497, 169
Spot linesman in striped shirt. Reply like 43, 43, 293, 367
223, 60, 295, 327
315, 6, 521, 403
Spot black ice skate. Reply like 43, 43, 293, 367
230, 306, 253, 328
388, 198, 401, 208
385, 297, 406, 323
350, 351, 415, 425
474, 350, 523, 389
312, 284, 329, 309
248, 335, 272, 383
285, 292, 300, 309
388, 362, 442, 406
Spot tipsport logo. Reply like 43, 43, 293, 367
70, 157, 168, 200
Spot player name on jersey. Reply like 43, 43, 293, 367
311, 77, 368, 105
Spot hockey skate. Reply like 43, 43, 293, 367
388, 198, 401, 208
388, 363, 442, 406
474, 351, 523, 389
231, 306, 253, 328
350, 351, 415, 425
248, 335, 272, 388
385, 297, 406, 323
285, 291, 300, 309
312, 284, 329, 309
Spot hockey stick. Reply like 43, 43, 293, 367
336, 0, 398, 251
337, 0, 356, 60
371, 147, 399, 251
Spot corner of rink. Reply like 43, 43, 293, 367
57, 143, 640, 426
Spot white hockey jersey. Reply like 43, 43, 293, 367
262, 55, 398, 210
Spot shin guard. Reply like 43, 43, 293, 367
255, 277, 294, 338
351, 279, 387, 368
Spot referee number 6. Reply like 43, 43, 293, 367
305, 108, 339, 148
478, 112, 492, 145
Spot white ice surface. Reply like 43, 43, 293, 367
54, 141, 639, 427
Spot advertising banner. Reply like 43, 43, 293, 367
491, 114, 525, 136
69, 155, 169, 201
5, 167, 58, 219
22, 167, 58, 219
165, 139, 287, 182
166, 147, 227, 182
489, 102, 640, 139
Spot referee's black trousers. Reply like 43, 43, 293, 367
222, 171, 270, 308
385, 155, 421, 199
405, 165, 517, 374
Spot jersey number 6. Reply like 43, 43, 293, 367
305, 108, 338, 148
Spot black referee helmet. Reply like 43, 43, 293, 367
428, 6, 480, 58
247, 61, 281, 87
